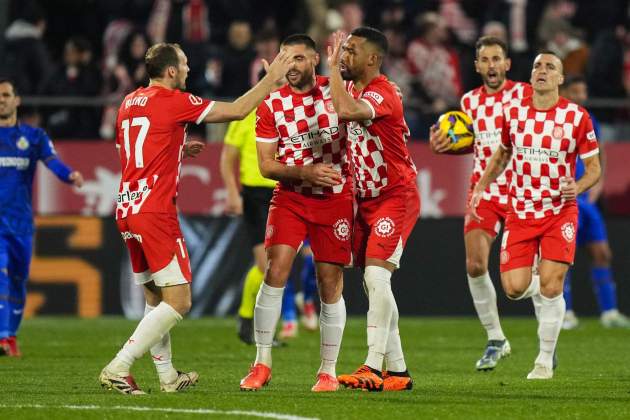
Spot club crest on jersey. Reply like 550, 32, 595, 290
561, 222, 575, 242
266, 225, 275, 240
188, 94, 203, 105
552, 126, 564, 139
333, 218, 350, 241
374, 217, 395, 238
324, 99, 335, 113
16, 136, 29, 150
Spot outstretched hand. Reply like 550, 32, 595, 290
327, 30, 346, 69
69, 171, 84, 188
263, 48, 291, 87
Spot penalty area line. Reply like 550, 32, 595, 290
0, 404, 320, 420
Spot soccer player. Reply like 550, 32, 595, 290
0, 78, 83, 357
100, 42, 290, 394
470, 52, 601, 379
239, 34, 352, 393
429, 36, 533, 370
328, 28, 419, 391
559, 75, 630, 329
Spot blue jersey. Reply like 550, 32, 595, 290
0, 124, 70, 235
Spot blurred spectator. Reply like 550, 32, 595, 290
99, 30, 149, 139
586, 23, 630, 141
479, 20, 531, 83
249, 31, 280, 88
39, 36, 102, 139
541, 20, 589, 77
211, 20, 256, 98
1, 1, 51, 95
407, 12, 463, 135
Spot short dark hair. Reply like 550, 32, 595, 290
281, 34, 316, 50
145, 43, 181, 79
350, 26, 389, 55
562, 74, 586, 88
0, 78, 18, 96
475, 36, 508, 58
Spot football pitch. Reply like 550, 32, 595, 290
1, 317, 628, 419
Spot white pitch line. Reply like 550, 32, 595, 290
0, 404, 320, 420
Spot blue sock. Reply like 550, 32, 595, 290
0, 269, 10, 339
281, 274, 297, 322
591, 267, 617, 312
301, 254, 317, 304
563, 269, 573, 311
8, 274, 27, 336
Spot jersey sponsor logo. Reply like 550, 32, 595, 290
16, 136, 29, 150
475, 129, 502, 141
552, 126, 564, 139
117, 183, 151, 204
561, 222, 575, 242
374, 217, 395, 238
120, 231, 143, 243
188, 94, 203, 105
587, 130, 596, 142
333, 218, 350, 241
288, 126, 340, 147
0, 157, 30, 169
515, 146, 559, 163
124, 96, 148, 109
363, 90, 384, 104
324, 99, 335, 113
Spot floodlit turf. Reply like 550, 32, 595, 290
1, 317, 629, 419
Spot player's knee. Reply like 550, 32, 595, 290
171, 297, 192, 316
504, 283, 528, 300
466, 258, 487, 277
539, 282, 562, 299
265, 263, 290, 287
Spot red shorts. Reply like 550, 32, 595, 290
117, 213, 192, 286
464, 198, 508, 238
499, 207, 578, 272
353, 184, 420, 268
265, 189, 353, 265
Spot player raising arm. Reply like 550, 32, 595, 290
99, 42, 290, 395
470, 52, 601, 379
328, 28, 419, 392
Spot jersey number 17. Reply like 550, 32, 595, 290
121, 117, 150, 168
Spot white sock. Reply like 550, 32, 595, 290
254, 283, 284, 368
108, 302, 182, 375
145, 304, 178, 384
364, 266, 393, 372
318, 297, 346, 377
467, 272, 505, 341
531, 274, 542, 321
535, 294, 566, 368
384, 292, 407, 373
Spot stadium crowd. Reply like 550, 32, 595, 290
0, 0, 629, 140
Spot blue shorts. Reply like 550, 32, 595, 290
577, 200, 607, 246
0, 233, 33, 282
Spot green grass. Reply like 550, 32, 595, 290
1, 317, 629, 419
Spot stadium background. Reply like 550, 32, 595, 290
1, 0, 629, 319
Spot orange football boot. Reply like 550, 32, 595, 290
240, 363, 271, 391
311, 373, 339, 392
382, 370, 413, 391
337, 365, 383, 391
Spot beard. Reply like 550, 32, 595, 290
288, 69, 314, 90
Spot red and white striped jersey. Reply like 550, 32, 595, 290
501, 96, 599, 219
461, 80, 532, 204
255, 76, 350, 195
346, 75, 417, 198
115, 85, 214, 219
